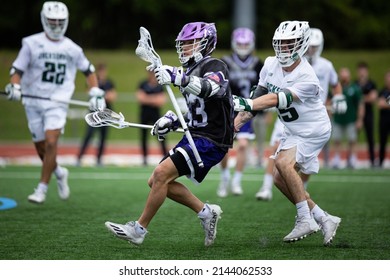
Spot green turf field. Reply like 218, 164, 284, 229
1, 165, 389, 260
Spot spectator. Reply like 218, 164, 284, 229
356, 61, 378, 167
77, 63, 117, 166
377, 70, 390, 168
331, 67, 364, 169
136, 70, 168, 166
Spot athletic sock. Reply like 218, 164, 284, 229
37, 182, 48, 193
232, 171, 242, 186
262, 173, 273, 190
197, 204, 211, 218
135, 221, 147, 235
311, 205, 326, 223
296, 200, 311, 219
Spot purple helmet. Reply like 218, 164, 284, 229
231, 27, 255, 58
175, 22, 217, 67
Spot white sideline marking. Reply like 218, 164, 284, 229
0, 171, 389, 184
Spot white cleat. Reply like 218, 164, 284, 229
231, 183, 243, 196
57, 167, 70, 200
198, 204, 223, 246
283, 216, 320, 243
28, 187, 46, 204
105, 221, 147, 245
255, 188, 272, 201
318, 213, 341, 246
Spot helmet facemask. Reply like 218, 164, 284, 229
41, 1, 69, 41
231, 27, 255, 58
272, 21, 310, 67
175, 22, 217, 67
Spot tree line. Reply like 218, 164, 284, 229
1, 0, 389, 50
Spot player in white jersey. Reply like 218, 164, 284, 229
234, 21, 341, 246
5, 1, 105, 204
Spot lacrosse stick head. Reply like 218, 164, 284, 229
135, 27, 162, 70
85, 108, 128, 129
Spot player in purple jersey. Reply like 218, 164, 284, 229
105, 22, 234, 247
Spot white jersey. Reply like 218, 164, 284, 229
310, 56, 338, 104
12, 32, 91, 108
258, 56, 331, 137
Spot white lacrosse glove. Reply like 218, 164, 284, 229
151, 110, 180, 141
5, 83, 22, 101
386, 95, 390, 105
89, 87, 106, 111
331, 94, 347, 114
154, 65, 187, 86
233, 95, 253, 112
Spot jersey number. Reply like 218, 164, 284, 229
279, 107, 299, 122
42, 62, 66, 85
187, 95, 207, 127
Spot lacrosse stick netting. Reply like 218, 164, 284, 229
135, 27, 204, 168
85, 108, 185, 132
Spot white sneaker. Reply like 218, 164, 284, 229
28, 186, 47, 204
255, 188, 272, 201
198, 204, 223, 246
318, 213, 341, 246
231, 183, 243, 196
57, 167, 70, 200
105, 221, 147, 245
283, 216, 320, 242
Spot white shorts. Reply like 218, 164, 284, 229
270, 118, 284, 146
332, 122, 357, 142
273, 127, 331, 174
24, 106, 67, 142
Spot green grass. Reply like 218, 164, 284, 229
1, 165, 389, 260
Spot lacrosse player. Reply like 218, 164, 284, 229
105, 22, 234, 246
5, 1, 105, 204
233, 21, 341, 246
217, 27, 264, 197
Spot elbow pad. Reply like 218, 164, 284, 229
250, 85, 268, 99
275, 89, 293, 109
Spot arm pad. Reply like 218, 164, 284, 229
275, 89, 293, 109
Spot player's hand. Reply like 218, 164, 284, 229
5, 83, 22, 101
386, 95, 390, 105
332, 94, 347, 114
233, 95, 253, 112
154, 65, 187, 86
151, 110, 180, 141
89, 87, 106, 111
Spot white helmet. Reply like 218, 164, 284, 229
41, 1, 69, 41
272, 21, 310, 67
305, 28, 324, 64
231, 27, 255, 58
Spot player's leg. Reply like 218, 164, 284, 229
231, 137, 248, 195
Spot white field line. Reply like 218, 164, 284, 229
0, 171, 389, 184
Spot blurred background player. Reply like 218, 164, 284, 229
136, 70, 168, 166
355, 61, 378, 168
300, 28, 346, 188
217, 27, 263, 197
77, 63, 117, 166
331, 67, 364, 169
5, 1, 105, 204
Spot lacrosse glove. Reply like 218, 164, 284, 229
154, 65, 188, 87
5, 83, 22, 101
151, 110, 180, 141
233, 95, 253, 112
89, 87, 106, 111
331, 94, 347, 114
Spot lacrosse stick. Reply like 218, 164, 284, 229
0, 90, 90, 107
135, 26, 204, 168
85, 108, 184, 132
